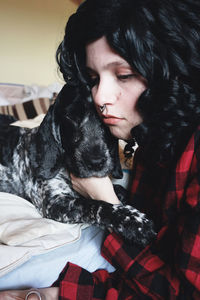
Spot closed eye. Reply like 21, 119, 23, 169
117, 74, 137, 80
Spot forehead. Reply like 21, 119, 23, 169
86, 36, 130, 70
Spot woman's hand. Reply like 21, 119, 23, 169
0, 287, 59, 300
70, 174, 121, 204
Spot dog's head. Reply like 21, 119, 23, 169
34, 84, 122, 180
55, 84, 123, 179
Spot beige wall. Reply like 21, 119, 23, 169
0, 0, 78, 86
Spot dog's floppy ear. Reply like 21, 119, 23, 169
0, 114, 17, 126
110, 137, 123, 179
0, 124, 21, 166
29, 102, 63, 180
29, 84, 79, 179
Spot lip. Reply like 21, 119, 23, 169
102, 115, 123, 125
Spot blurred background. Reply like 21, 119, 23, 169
0, 0, 82, 86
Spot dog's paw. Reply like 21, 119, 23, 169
111, 205, 156, 247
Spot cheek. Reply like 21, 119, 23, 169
128, 83, 146, 107
134, 81, 147, 96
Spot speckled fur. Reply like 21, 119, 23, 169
0, 85, 156, 246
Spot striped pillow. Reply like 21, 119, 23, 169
0, 97, 54, 120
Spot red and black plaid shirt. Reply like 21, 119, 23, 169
53, 126, 200, 299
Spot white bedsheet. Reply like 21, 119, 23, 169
0, 193, 114, 289
0, 225, 115, 290
0, 192, 90, 276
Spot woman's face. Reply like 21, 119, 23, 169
86, 36, 147, 140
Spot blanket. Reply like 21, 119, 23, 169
0, 192, 87, 277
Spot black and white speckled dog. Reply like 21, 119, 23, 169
0, 84, 155, 246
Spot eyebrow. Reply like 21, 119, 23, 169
107, 60, 129, 67
86, 60, 131, 72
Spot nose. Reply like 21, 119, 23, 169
82, 147, 106, 171
93, 77, 120, 108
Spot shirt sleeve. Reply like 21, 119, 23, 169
52, 260, 141, 299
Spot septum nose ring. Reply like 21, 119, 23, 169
100, 105, 106, 113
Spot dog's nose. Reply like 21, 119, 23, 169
83, 151, 106, 170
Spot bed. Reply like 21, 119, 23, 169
0, 82, 133, 290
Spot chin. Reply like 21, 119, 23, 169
109, 126, 131, 140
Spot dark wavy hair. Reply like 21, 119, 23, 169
56, 0, 200, 166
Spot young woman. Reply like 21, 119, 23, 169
1, 0, 200, 298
